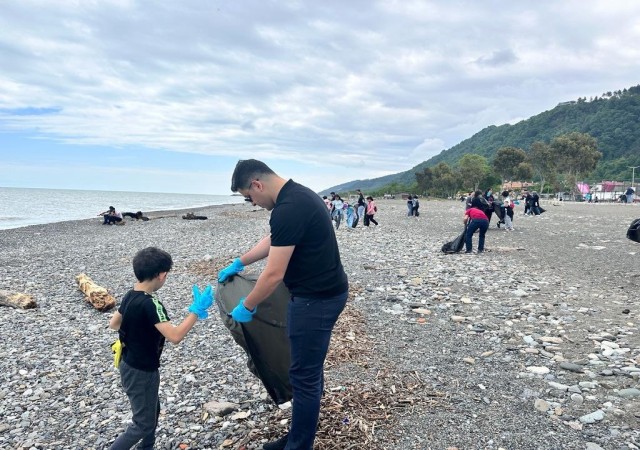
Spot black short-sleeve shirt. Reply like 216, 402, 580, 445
118, 290, 170, 371
270, 180, 348, 298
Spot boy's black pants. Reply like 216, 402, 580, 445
109, 360, 160, 450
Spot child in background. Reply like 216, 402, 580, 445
365, 196, 379, 227
501, 190, 514, 231
108, 247, 213, 450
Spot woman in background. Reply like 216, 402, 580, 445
365, 196, 378, 227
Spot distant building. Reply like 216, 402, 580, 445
501, 181, 534, 191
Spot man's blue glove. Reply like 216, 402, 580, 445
218, 258, 245, 283
230, 297, 256, 323
188, 284, 214, 320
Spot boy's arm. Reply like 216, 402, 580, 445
109, 311, 123, 330
155, 314, 198, 345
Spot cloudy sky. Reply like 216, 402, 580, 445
1, 1, 639, 194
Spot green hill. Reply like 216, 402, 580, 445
323, 84, 640, 194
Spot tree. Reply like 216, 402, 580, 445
550, 132, 601, 182
422, 162, 460, 198
514, 162, 533, 181
457, 154, 490, 191
528, 141, 556, 194
492, 146, 527, 181
415, 167, 433, 194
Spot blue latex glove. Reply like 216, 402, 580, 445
230, 297, 256, 323
188, 284, 214, 320
218, 258, 245, 283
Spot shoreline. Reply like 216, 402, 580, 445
0, 201, 246, 233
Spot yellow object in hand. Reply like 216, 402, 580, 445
111, 339, 123, 368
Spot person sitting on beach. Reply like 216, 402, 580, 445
99, 206, 123, 225
108, 247, 214, 450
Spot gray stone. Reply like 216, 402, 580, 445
559, 362, 584, 373
617, 388, 640, 399
579, 410, 605, 424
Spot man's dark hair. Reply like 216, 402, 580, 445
231, 159, 276, 192
133, 247, 173, 282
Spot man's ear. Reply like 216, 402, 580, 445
158, 272, 168, 282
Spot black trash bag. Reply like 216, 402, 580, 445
216, 274, 292, 405
538, 207, 546, 214
627, 218, 640, 243
441, 225, 467, 254
493, 202, 505, 227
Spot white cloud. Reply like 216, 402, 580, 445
1, 0, 640, 192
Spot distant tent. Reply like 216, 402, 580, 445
576, 182, 590, 194
602, 181, 617, 192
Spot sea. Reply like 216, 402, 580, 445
0, 187, 245, 230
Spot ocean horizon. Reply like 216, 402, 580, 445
0, 186, 245, 230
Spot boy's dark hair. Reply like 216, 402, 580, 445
231, 159, 276, 192
501, 190, 510, 197
133, 247, 173, 282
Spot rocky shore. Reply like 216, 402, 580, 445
1, 200, 639, 450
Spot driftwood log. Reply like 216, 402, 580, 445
0, 290, 37, 309
182, 212, 208, 220
75, 273, 116, 311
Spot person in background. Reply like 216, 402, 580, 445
332, 194, 344, 230
463, 205, 489, 253
531, 192, 541, 215
523, 191, 533, 216
365, 196, 378, 227
108, 247, 213, 450
412, 195, 420, 217
322, 196, 331, 214
484, 188, 495, 223
356, 189, 366, 226
626, 186, 635, 204
406, 195, 414, 216
501, 190, 514, 231
218, 159, 348, 450
99, 206, 123, 225
465, 192, 473, 210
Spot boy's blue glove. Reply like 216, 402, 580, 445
230, 297, 256, 323
188, 284, 214, 320
218, 258, 245, 282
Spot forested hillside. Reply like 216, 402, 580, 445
324, 85, 640, 193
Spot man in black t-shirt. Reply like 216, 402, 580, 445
218, 159, 348, 450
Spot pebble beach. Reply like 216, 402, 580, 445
1, 199, 639, 450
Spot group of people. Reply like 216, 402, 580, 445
98, 206, 123, 224
109, 159, 349, 450
406, 195, 420, 217
463, 188, 522, 253
522, 191, 542, 216
323, 190, 378, 229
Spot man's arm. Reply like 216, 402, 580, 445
109, 311, 123, 330
243, 245, 294, 310
155, 314, 198, 345
239, 235, 272, 266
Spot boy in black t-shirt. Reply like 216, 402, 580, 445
108, 247, 213, 450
